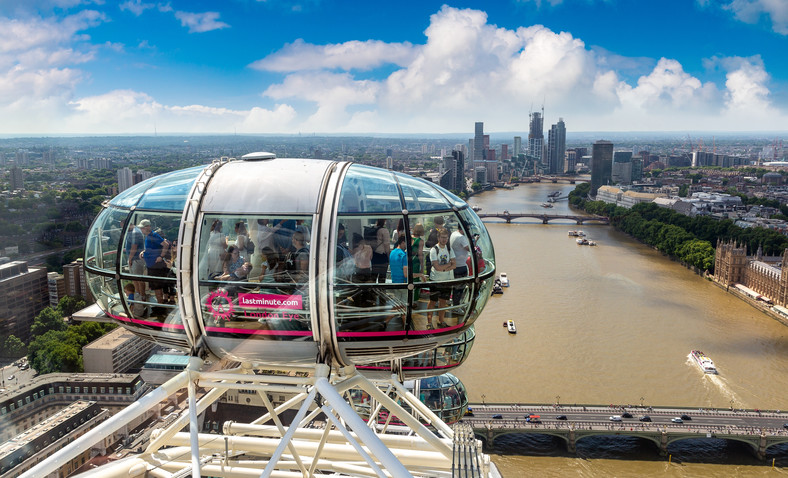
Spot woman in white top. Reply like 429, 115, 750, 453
205, 220, 227, 277
235, 221, 249, 256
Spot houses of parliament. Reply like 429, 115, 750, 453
714, 240, 788, 306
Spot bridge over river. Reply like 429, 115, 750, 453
462, 403, 788, 459
477, 212, 610, 225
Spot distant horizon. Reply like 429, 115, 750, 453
1, 130, 787, 141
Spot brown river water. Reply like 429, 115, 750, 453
454, 182, 788, 477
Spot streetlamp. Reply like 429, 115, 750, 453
481, 394, 486, 405
555, 395, 560, 407
640, 396, 645, 407
730, 399, 735, 411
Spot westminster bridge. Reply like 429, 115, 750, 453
462, 403, 788, 459
476, 212, 610, 225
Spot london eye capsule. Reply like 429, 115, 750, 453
83, 154, 496, 367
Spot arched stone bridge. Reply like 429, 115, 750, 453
477, 212, 610, 225
462, 403, 788, 460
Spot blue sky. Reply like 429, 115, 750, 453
1, 0, 787, 135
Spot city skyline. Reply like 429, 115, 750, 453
1, 1, 788, 135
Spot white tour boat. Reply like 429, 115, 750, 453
690, 350, 718, 374
499, 272, 510, 287
506, 320, 517, 334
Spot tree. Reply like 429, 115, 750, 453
30, 307, 68, 341
28, 330, 84, 374
1, 335, 26, 358
58, 295, 87, 318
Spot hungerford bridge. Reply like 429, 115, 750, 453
477, 212, 610, 225
464, 403, 788, 460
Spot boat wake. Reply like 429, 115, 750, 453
685, 354, 744, 407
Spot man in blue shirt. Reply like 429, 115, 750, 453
389, 235, 408, 284
139, 219, 170, 306
387, 235, 410, 331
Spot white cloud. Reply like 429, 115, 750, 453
250, 38, 417, 72
0, 4, 786, 134
59, 90, 298, 133
251, 5, 787, 132
174, 10, 229, 33
725, 0, 788, 34
119, 0, 155, 16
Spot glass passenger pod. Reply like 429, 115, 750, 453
329, 164, 494, 366
350, 372, 469, 427
191, 158, 331, 365
355, 326, 476, 379
83, 166, 204, 349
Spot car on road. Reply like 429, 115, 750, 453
783, 423, 788, 429
639, 415, 652, 422
680, 414, 692, 421
555, 415, 567, 420
671, 417, 683, 423
621, 412, 633, 418
609, 415, 622, 422
7, 375, 13, 381
492, 414, 503, 419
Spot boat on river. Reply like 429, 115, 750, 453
499, 273, 509, 287
506, 320, 516, 334
576, 238, 588, 245
540, 202, 553, 208
472, 205, 482, 212
491, 279, 503, 295
690, 350, 718, 374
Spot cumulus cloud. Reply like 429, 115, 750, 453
250, 4, 787, 132
174, 10, 229, 33
61, 90, 298, 133
250, 38, 417, 72
725, 0, 788, 34
119, 0, 155, 16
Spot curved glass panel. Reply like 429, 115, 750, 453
109, 176, 158, 208
134, 166, 202, 211
467, 277, 492, 326
459, 208, 495, 276
85, 207, 128, 272
198, 214, 314, 339
358, 325, 475, 378
395, 173, 452, 212
338, 165, 401, 213
428, 180, 467, 209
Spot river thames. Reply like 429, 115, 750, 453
454, 182, 788, 477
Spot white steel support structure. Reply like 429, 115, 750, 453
22, 363, 495, 478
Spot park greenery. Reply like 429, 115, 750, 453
568, 183, 788, 273
2, 295, 115, 374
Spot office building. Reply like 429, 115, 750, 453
513, 136, 522, 157
452, 149, 465, 192
82, 327, 156, 374
501, 144, 509, 160
63, 259, 92, 302
546, 118, 566, 174
528, 109, 544, 163
590, 140, 614, 197
10, 166, 23, 190
118, 167, 134, 192
473, 122, 485, 162
612, 151, 633, 184
47, 272, 66, 308
0, 261, 49, 343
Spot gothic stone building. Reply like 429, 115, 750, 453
714, 240, 788, 306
